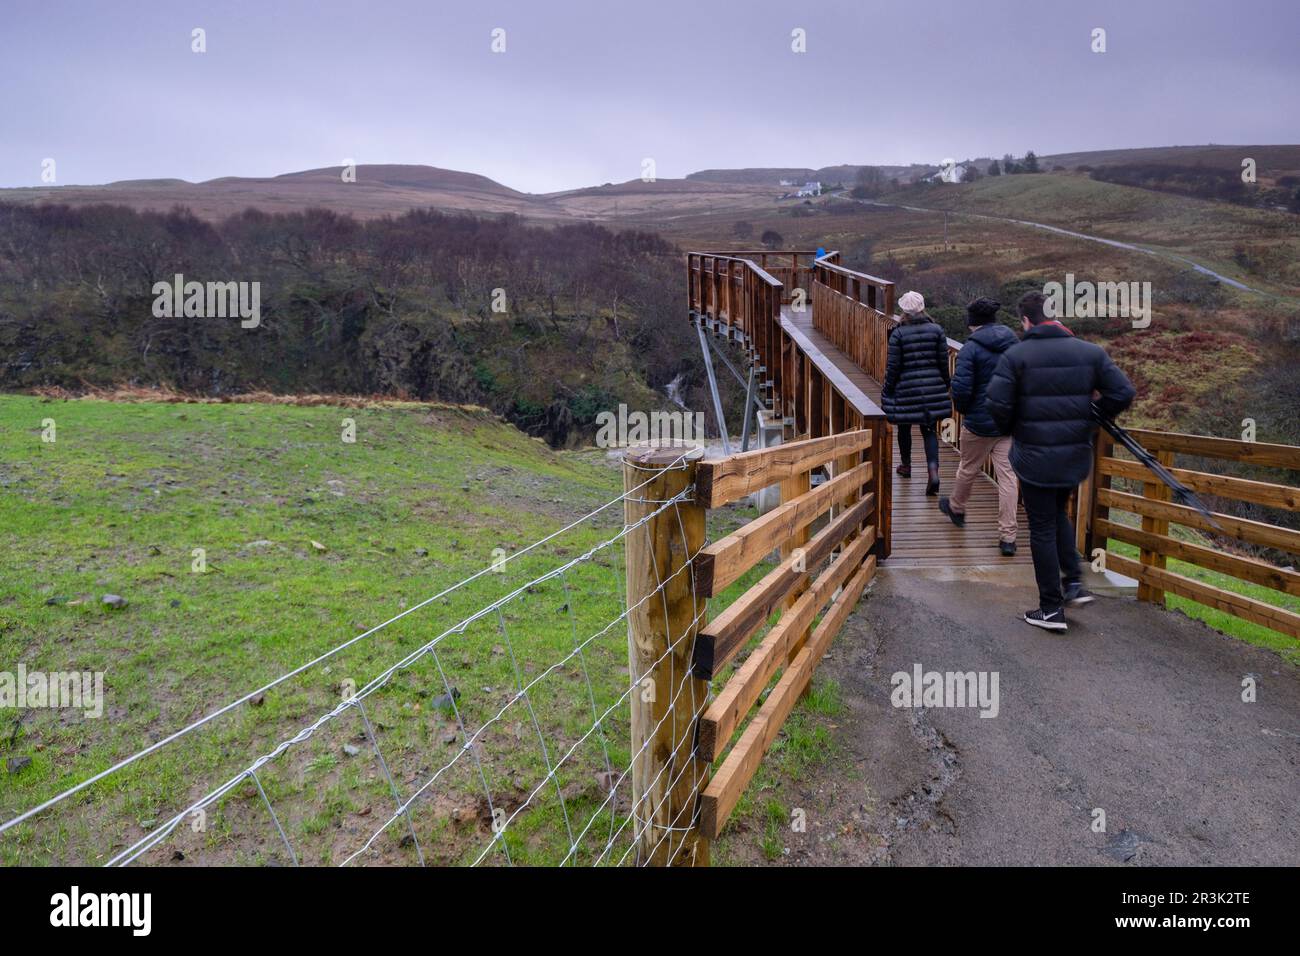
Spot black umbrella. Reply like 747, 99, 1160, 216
1091, 404, 1223, 531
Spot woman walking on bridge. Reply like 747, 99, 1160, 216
883, 290, 951, 496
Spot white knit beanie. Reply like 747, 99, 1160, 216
898, 290, 925, 314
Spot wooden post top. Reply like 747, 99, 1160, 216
622, 443, 706, 469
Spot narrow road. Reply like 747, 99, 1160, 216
789, 565, 1300, 865
850, 196, 1266, 294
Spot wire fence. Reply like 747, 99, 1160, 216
0, 450, 711, 867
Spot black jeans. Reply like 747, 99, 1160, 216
897, 423, 939, 469
1020, 481, 1081, 612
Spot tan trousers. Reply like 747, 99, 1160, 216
949, 428, 1019, 543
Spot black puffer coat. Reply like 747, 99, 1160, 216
951, 323, 1019, 437
985, 322, 1136, 487
882, 315, 952, 425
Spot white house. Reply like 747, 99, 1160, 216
927, 159, 967, 183
796, 181, 822, 197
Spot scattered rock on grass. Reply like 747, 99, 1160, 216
6, 756, 32, 774
431, 688, 461, 713
102, 594, 128, 609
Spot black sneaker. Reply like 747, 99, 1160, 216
1063, 581, 1096, 607
939, 497, 965, 528
999, 539, 1017, 557
1023, 607, 1068, 631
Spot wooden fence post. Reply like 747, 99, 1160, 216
869, 417, 892, 559
1137, 449, 1174, 605
1084, 431, 1113, 561
779, 429, 813, 675
623, 444, 710, 866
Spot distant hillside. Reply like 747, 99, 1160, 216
688, 164, 928, 185
270, 164, 526, 195
6, 147, 1295, 226
872, 172, 1300, 296
689, 147, 1300, 187
1039, 144, 1300, 178
0, 164, 777, 223
0, 164, 543, 221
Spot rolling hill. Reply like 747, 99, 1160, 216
0, 164, 546, 221
689, 147, 1300, 187
5, 146, 1295, 227
687, 164, 930, 185
1038, 144, 1300, 179
0, 164, 780, 224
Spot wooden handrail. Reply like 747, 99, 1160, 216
687, 251, 783, 287
1123, 429, 1300, 471
698, 529, 875, 758
700, 554, 875, 839
693, 494, 876, 680
689, 426, 878, 839
1088, 426, 1300, 641
694, 459, 874, 596
696, 429, 873, 508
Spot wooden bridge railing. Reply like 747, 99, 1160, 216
698, 249, 829, 303
687, 250, 891, 558
1083, 429, 1300, 640
622, 431, 879, 854
691, 430, 878, 839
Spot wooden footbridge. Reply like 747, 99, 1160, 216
688, 250, 1032, 568
684, 247, 1300, 618
616, 248, 1300, 862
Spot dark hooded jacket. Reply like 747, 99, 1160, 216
882, 315, 952, 425
985, 322, 1136, 487
951, 323, 1019, 437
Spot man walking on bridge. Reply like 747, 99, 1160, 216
985, 292, 1136, 632
940, 297, 1020, 556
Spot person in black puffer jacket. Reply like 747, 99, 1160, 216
882, 290, 951, 495
939, 297, 1021, 555
985, 291, 1136, 632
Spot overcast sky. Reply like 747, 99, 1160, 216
2, 0, 1296, 193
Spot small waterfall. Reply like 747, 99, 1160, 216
664, 372, 688, 409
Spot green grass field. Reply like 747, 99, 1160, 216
0, 394, 656, 865
0, 394, 840, 866
1105, 537, 1300, 667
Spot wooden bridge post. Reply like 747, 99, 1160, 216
623, 444, 710, 866
869, 416, 892, 559
780, 431, 813, 668
1137, 450, 1175, 606
1084, 431, 1114, 561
